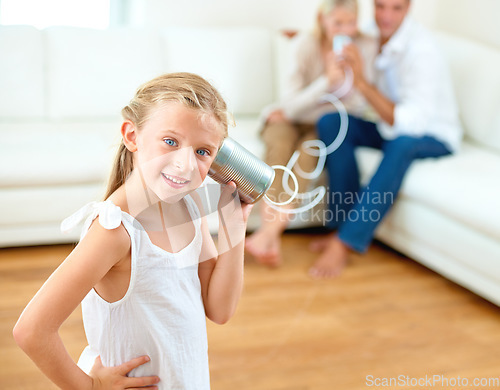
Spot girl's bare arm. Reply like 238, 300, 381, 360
13, 221, 159, 390
197, 182, 253, 325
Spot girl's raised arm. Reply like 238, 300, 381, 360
13, 221, 159, 390
196, 182, 253, 325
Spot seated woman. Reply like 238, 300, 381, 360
245, 0, 378, 267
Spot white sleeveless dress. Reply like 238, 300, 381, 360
61, 195, 210, 390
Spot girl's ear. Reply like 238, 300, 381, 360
121, 120, 138, 152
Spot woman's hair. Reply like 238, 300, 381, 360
104, 72, 229, 200
315, 0, 359, 42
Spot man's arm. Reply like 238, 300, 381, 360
342, 44, 395, 125
357, 79, 395, 126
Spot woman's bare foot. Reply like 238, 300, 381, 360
245, 200, 290, 267
308, 236, 349, 279
245, 228, 282, 267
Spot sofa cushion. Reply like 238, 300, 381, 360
0, 26, 44, 119
0, 184, 105, 227
44, 27, 165, 120
357, 142, 500, 242
435, 32, 500, 154
0, 122, 120, 187
162, 27, 274, 116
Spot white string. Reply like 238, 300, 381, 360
265, 185, 326, 214
263, 165, 299, 206
263, 65, 353, 214
288, 139, 327, 180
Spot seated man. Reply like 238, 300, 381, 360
310, 0, 462, 278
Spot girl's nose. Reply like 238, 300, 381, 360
173, 146, 196, 173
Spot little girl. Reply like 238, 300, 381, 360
13, 72, 253, 389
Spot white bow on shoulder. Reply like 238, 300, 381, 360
60, 200, 123, 234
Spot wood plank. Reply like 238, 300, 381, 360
1, 234, 499, 389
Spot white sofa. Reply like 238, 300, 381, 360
1, 25, 499, 305
368, 32, 500, 305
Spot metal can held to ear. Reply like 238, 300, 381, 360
208, 138, 275, 204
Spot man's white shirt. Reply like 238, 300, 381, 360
374, 17, 463, 152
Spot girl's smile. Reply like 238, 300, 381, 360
161, 172, 191, 188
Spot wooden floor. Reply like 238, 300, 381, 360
1, 233, 500, 390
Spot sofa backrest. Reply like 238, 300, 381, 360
44, 26, 165, 120
435, 31, 500, 154
0, 25, 275, 123
0, 26, 44, 119
162, 27, 274, 116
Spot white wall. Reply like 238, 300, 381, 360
128, 0, 322, 31
128, 0, 499, 49
128, 0, 431, 32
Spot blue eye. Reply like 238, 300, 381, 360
164, 138, 177, 146
197, 149, 209, 156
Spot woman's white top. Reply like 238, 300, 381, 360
61, 195, 209, 390
373, 17, 463, 152
263, 31, 379, 124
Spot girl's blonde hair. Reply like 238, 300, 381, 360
315, 0, 359, 42
104, 72, 229, 200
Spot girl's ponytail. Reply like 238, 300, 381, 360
104, 142, 134, 200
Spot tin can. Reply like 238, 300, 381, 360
208, 137, 275, 204
333, 34, 352, 55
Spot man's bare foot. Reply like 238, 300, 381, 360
245, 229, 282, 267
309, 233, 335, 252
308, 236, 349, 279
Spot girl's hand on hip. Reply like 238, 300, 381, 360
90, 355, 160, 390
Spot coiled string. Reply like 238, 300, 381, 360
263, 66, 353, 214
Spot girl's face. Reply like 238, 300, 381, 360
129, 102, 223, 203
321, 6, 358, 42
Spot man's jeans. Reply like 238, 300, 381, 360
317, 113, 451, 253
